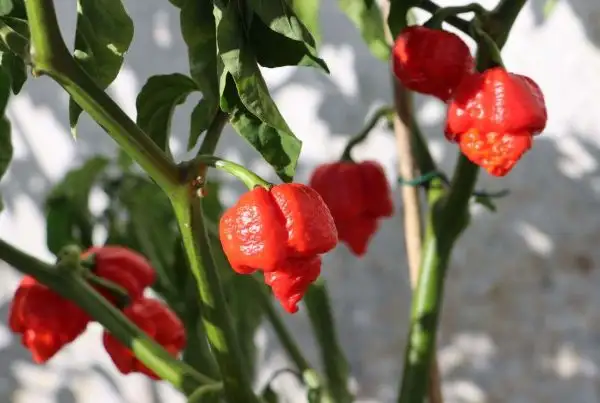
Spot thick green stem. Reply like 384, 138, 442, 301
0, 239, 216, 395
416, 0, 471, 34
304, 278, 353, 403
24, 0, 179, 194
340, 106, 394, 161
171, 196, 259, 403
192, 155, 271, 190
396, 1, 529, 402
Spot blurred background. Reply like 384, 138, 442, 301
1, 0, 600, 402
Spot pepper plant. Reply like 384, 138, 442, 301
0, 0, 545, 402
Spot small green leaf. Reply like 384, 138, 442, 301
290, 0, 321, 46
249, 15, 328, 71
339, 0, 390, 61
135, 73, 198, 153
69, 0, 134, 137
45, 157, 109, 254
0, 0, 12, 16
388, 0, 421, 38
188, 99, 217, 151
473, 194, 497, 212
215, 2, 302, 182
0, 52, 26, 94
0, 115, 11, 182
247, 0, 328, 71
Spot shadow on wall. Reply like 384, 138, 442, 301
1, 0, 600, 402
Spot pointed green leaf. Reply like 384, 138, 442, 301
0, 51, 26, 94
215, 2, 301, 182
247, 0, 328, 71
69, 0, 133, 137
45, 157, 109, 254
135, 73, 198, 153
290, 0, 321, 46
339, 0, 390, 61
388, 0, 421, 38
188, 99, 217, 150
473, 194, 497, 212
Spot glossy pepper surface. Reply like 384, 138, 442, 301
392, 26, 474, 102
219, 183, 337, 312
309, 161, 393, 256
103, 298, 185, 379
445, 67, 547, 176
83, 246, 156, 302
9, 276, 90, 363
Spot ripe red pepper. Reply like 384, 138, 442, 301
445, 67, 547, 176
309, 161, 393, 256
264, 256, 321, 314
392, 26, 474, 102
219, 183, 337, 312
83, 246, 156, 301
102, 298, 185, 379
9, 276, 90, 363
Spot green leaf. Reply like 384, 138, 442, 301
69, 0, 134, 137
135, 74, 198, 153
45, 157, 109, 254
0, 51, 26, 94
290, 0, 321, 46
388, 0, 420, 38
215, 2, 301, 182
188, 99, 216, 150
180, 0, 220, 150
247, 0, 328, 71
339, 0, 390, 61
0, 0, 12, 16
473, 194, 497, 212
0, 115, 11, 182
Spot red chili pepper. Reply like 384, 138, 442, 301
83, 246, 156, 301
392, 26, 474, 102
8, 276, 90, 363
264, 255, 321, 314
219, 183, 337, 312
102, 298, 185, 379
309, 161, 392, 256
219, 183, 337, 274
445, 67, 547, 176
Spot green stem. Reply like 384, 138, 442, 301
396, 2, 529, 402
304, 278, 353, 403
191, 155, 271, 190
0, 239, 216, 395
416, 0, 471, 34
425, 3, 487, 29
340, 106, 394, 161
24, 0, 179, 194
171, 195, 259, 403
255, 278, 311, 372
198, 110, 229, 157
84, 273, 131, 308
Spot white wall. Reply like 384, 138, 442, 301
1, 0, 600, 402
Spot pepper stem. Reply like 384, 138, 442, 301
84, 273, 131, 308
424, 3, 488, 29
192, 155, 272, 190
340, 105, 394, 162
470, 19, 505, 68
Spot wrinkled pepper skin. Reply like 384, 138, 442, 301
309, 161, 393, 256
103, 298, 185, 379
445, 67, 547, 176
392, 26, 474, 102
219, 183, 337, 312
9, 276, 90, 363
264, 256, 321, 314
83, 246, 156, 301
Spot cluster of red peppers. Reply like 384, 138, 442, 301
392, 25, 547, 176
8, 246, 185, 379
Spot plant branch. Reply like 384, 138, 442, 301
340, 105, 394, 161
0, 239, 216, 395
396, 1, 529, 402
24, 0, 179, 194
416, 0, 471, 34
304, 278, 353, 403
